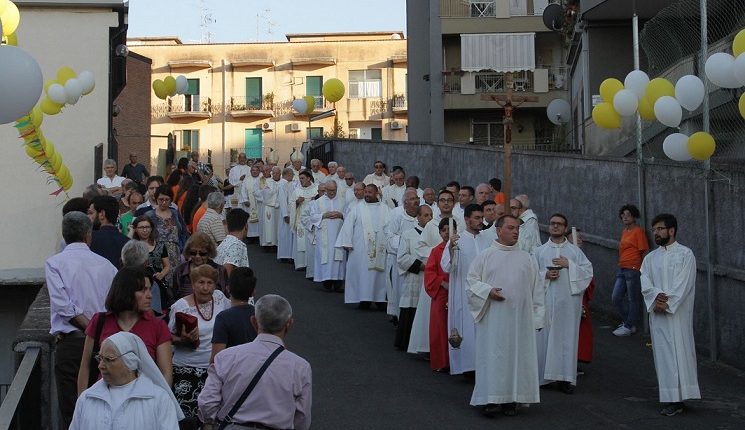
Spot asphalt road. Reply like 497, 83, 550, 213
246, 244, 745, 430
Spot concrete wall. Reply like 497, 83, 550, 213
326, 138, 745, 368
0, 6, 119, 270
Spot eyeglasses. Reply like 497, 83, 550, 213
136, 226, 152, 230
190, 251, 208, 256
651, 227, 670, 233
157, 198, 171, 203
95, 351, 132, 364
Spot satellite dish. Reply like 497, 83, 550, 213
542, 3, 563, 32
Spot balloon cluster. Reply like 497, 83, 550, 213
704, 29, 745, 121
292, 79, 346, 115
292, 96, 316, 115
152, 75, 188, 100
15, 115, 73, 194
40, 67, 96, 115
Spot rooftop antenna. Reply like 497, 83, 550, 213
256, 9, 277, 42
200, 0, 215, 43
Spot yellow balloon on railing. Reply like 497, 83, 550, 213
56, 66, 77, 85
687, 132, 716, 160
592, 102, 621, 129
646, 78, 675, 105
638, 95, 657, 121
734, 29, 745, 57
600, 78, 624, 103
303, 95, 316, 115
0, 1, 20, 36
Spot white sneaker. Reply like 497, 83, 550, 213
613, 325, 633, 336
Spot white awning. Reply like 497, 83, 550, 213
460, 33, 535, 72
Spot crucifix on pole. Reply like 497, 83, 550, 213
480, 72, 538, 202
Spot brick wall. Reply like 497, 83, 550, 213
113, 51, 152, 171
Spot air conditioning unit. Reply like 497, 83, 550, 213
262, 122, 274, 132
390, 121, 402, 130
349, 128, 359, 139
289, 123, 301, 132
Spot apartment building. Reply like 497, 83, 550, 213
408, 0, 567, 149
129, 32, 407, 174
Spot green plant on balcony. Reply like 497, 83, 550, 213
324, 117, 346, 138
264, 92, 275, 110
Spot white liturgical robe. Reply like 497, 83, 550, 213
363, 173, 390, 191
533, 238, 593, 386
440, 230, 494, 375
260, 178, 280, 246
289, 184, 318, 270
383, 207, 418, 317
240, 175, 261, 238
382, 184, 406, 209
253, 177, 268, 245
335, 202, 389, 303
277, 179, 295, 260
396, 226, 427, 308
641, 241, 700, 403
466, 241, 545, 406
310, 195, 346, 282
517, 209, 541, 253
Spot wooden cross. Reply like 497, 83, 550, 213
480, 72, 538, 203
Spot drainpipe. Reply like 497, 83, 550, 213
222, 59, 227, 174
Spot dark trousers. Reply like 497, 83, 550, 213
54, 335, 85, 429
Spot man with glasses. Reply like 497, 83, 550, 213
135, 176, 173, 217
363, 161, 390, 192
641, 214, 700, 417
533, 214, 593, 395
383, 169, 407, 209
510, 194, 541, 254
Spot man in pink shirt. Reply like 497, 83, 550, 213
198, 294, 312, 430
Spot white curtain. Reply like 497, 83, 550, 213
460, 33, 535, 72
510, 0, 527, 16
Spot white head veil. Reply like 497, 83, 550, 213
104, 332, 185, 420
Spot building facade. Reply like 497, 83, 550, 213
130, 32, 408, 175
408, 0, 568, 149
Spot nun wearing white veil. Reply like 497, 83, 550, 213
70, 332, 183, 429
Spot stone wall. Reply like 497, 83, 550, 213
323, 138, 745, 369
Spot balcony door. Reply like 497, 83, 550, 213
185, 79, 200, 112
306, 76, 323, 110
246, 77, 262, 109
245, 128, 263, 159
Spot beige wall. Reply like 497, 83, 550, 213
0, 7, 118, 270
132, 36, 408, 175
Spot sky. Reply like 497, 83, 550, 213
127, 0, 408, 43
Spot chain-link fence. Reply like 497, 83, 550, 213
639, 0, 745, 162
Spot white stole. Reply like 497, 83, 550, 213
318, 197, 344, 264
360, 203, 386, 271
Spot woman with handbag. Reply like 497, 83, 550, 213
76, 267, 173, 396
131, 215, 174, 310
169, 264, 230, 428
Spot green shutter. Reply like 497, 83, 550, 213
246, 77, 262, 109
245, 128, 262, 159
186, 79, 200, 95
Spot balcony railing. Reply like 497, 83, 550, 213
229, 96, 274, 112
441, 0, 537, 18
538, 64, 568, 90
443, 73, 462, 93
168, 95, 211, 113
391, 95, 407, 111
475, 70, 534, 93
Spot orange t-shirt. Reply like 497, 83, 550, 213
618, 225, 649, 270
494, 192, 506, 205
191, 205, 207, 233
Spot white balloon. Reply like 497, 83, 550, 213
292, 98, 308, 114
705, 52, 740, 88
654, 96, 683, 128
78, 70, 96, 95
47, 83, 67, 105
612, 89, 639, 116
734, 53, 745, 87
546, 99, 571, 125
64, 78, 83, 105
175, 75, 188, 94
662, 133, 692, 161
0, 45, 44, 124
674, 75, 705, 111
624, 70, 650, 99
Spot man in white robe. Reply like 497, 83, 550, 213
533, 214, 593, 394
345, 182, 365, 215
228, 154, 250, 212
383, 188, 420, 320
277, 168, 296, 262
326, 161, 339, 181
309, 158, 326, 183
289, 149, 305, 181
421, 187, 440, 219
408, 189, 464, 354
335, 184, 389, 309
289, 171, 318, 271
511, 194, 541, 253
301, 183, 326, 280
382, 169, 406, 209
440, 204, 494, 375
641, 213, 700, 416
239, 164, 262, 241
395, 205, 433, 350
363, 160, 390, 192
466, 215, 545, 417
309, 180, 346, 292
253, 165, 272, 248
336, 167, 350, 196
259, 166, 282, 248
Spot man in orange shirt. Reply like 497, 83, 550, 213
489, 178, 506, 205
612, 204, 650, 336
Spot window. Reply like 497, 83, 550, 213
244, 128, 262, 159
185, 79, 200, 112
307, 127, 323, 140
472, 122, 503, 146
246, 77, 262, 109
349, 70, 382, 98
371, 127, 382, 140
306, 76, 323, 109
181, 130, 199, 152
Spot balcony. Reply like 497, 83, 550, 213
391, 95, 407, 114
165, 95, 212, 120
292, 97, 330, 117
229, 96, 275, 119
439, 0, 547, 34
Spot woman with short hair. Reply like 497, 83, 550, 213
173, 232, 228, 299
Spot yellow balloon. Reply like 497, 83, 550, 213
739, 93, 745, 120
734, 29, 745, 57
3, 30, 17, 46
25, 143, 42, 159
687, 132, 716, 160
303, 95, 316, 114
152, 80, 168, 100
40, 97, 62, 115
0, 0, 8, 15
44, 79, 57, 94
164, 76, 177, 97
1, 1, 20, 36
51, 152, 63, 172
638, 96, 656, 121
600, 78, 624, 103
592, 102, 621, 129
322, 78, 345, 103
43, 140, 56, 158
57, 66, 77, 85
645, 78, 675, 105
30, 105, 43, 128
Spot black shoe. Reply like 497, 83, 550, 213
389, 316, 399, 327
334, 287, 345, 293
558, 381, 575, 395
481, 403, 500, 418
322, 281, 333, 292
374, 302, 387, 311
502, 403, 518, 417
358, 301, 371, 310
660, 402, 684, 416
